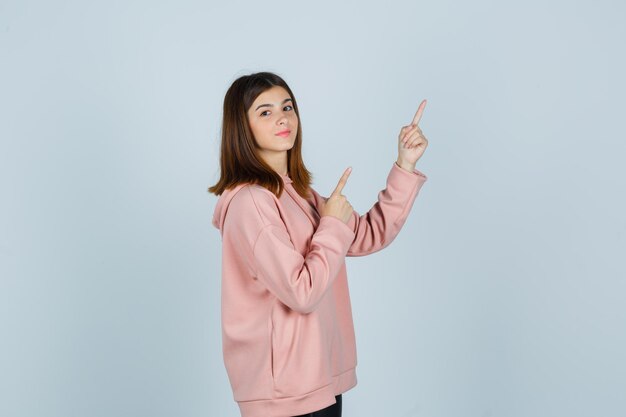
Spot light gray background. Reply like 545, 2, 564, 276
1, 1, 625, 416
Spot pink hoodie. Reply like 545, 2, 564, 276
212, 161, 427, 417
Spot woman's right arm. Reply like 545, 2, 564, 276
223, 187, 355, 314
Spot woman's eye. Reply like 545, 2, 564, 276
261, 106, 293, 117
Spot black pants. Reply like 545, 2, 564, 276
292, 394, 342, 417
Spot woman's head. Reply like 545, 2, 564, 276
247, 85, 298, 169
208, 71, 313, 198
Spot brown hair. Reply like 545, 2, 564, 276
208, 71, 313, 199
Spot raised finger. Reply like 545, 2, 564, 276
331, 167, 352, 196
411, 99, 427, 126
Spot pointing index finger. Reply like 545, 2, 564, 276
411, 99, 427, 126
331, 167, 352, 196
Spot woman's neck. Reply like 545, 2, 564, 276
258, 150, 288, 176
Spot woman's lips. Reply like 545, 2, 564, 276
276, 130, 291, 137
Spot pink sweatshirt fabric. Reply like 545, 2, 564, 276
212, 161, 428, 417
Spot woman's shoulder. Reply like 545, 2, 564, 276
226, 183, 281, 224
230, 183, 277, 205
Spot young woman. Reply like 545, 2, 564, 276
209, 71, 429, 417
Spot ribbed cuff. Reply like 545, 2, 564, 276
392, 161, 428, 181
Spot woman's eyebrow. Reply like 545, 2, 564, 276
255, 98, 292, 112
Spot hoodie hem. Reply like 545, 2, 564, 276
237, 367, 357, 417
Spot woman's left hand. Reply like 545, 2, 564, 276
397, 99, 429, 168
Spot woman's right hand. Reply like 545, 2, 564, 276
319, 167, 354, 225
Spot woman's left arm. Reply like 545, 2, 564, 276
310, 161, 426, 257
312, 99, 430, 256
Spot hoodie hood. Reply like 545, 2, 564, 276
212, 174, 292, 233
211, 183, 248, 233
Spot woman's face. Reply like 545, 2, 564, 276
247, 86, 299, 158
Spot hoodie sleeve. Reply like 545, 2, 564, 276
224, 186, 356, 314
310, 161, 428, 257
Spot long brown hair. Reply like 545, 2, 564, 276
208, 72, 313, 199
